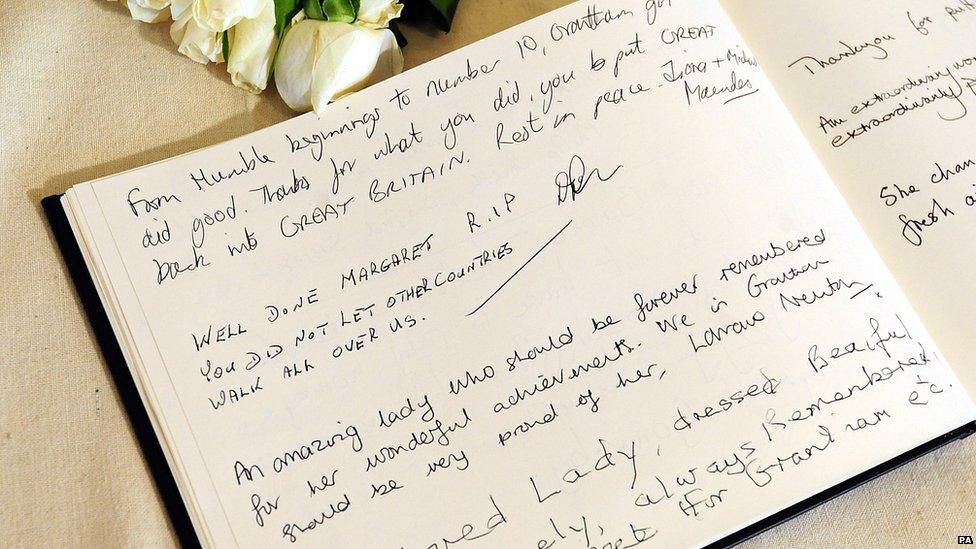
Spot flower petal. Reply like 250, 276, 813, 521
274, 18, 327, 111
170, 0, 192, 19
275, 20, 403, 114
193, 0, 269, 32
127, 0, 172, 22
308, 26, 402, 113
356, 0, 403, 29
171, 7, 223, 64
227, 0, 277, 93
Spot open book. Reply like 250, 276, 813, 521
44, 0, 976, 546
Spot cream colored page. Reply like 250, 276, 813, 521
722, 0, 976, 393
75, 0, 974, 546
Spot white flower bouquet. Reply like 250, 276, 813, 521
114, 0, 459, 114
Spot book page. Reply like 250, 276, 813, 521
722, 0, 976, 393
66, 0, 975, 546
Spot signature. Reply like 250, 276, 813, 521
555, 154, 623, 204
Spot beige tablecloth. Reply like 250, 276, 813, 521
1, 1, 973, 547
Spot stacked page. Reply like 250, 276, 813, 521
56, 0, 976, 546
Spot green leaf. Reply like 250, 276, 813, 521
320, 0, 358, 22
222, 30, 231, 62
427, 0, 459, 30
304, 0, 326, 20
402, 0, 460, 31
274, 0, 302, 37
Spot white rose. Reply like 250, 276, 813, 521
226, 0, 276, 93
275, 19, 403, 114
170, 2, 223, 64
356, 0, 404, 29
126, 0, 172, 23
193, 0, 268, 33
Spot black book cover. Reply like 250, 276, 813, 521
42, 193, 975, 548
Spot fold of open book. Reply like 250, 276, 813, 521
47, 0, 976, 547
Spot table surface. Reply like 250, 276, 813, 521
1, 1, 973, 547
